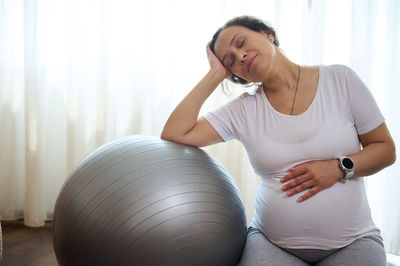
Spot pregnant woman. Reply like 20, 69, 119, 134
161, 16, 396, 265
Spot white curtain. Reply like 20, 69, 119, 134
0, 0, 399, 255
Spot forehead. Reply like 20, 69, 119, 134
215, 26, 252, 54
214, 26, 253, 58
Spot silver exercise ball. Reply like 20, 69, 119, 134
52, 135, 247, 266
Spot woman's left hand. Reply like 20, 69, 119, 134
280, 160, 345, 202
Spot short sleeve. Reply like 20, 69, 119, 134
346, 67, 385, 135
202, 95, 246, 142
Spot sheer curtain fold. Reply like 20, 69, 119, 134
0, 0, 399, 254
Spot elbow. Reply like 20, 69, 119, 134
160, 129, 172, 141
390, 144, 397, 166
161, 130, 194, 146
160, 129, 181, 143
386, 140, 397, 166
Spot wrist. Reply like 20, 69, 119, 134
208, 68, 228, 81
331, 159, 345, 181
336, 156, 355, 181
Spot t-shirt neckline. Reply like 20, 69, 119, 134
261, 65, 322, 118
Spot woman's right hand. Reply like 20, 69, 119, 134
206, 42, 232, 79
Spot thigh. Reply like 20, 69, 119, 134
239, 227, 310, 266
315, 237, 386, 266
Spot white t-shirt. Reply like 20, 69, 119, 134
203, 65, 384, 250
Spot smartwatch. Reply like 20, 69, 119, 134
337, 156, 354, 179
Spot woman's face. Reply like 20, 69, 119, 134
214, 26, 276, 83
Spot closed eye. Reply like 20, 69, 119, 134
230, 40, 245, 67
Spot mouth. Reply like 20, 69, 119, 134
247, 55, 257, 72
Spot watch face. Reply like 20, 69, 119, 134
343, 158, 354, 169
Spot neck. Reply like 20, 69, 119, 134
262, 48, 299, 94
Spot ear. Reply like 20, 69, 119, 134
266, 33, 275, 43
262, 30, 275, 43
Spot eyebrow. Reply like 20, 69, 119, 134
222, 33, 242, 66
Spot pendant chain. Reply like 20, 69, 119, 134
290, 65, 301, 115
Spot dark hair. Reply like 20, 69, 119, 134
210, 15, 279, 85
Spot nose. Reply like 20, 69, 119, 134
240, 51, 247, 64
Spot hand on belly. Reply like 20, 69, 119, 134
279, 160, 344, 202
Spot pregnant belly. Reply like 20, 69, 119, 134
253, 177, 374, 249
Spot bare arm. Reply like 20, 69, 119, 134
161, 44, 231, 147
349, 122, 396, 178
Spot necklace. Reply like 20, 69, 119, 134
290, 64, 301, 115
262, 64, 301, 115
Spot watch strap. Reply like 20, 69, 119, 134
337, 156, 354, 180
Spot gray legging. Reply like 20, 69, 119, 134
239, 227, 386, 266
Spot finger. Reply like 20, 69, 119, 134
206, 45, 213, 57
282, 174, 310, 191
289, 161, 312, 171
286, 180, 314, 196
281, 166, 308, 183
297, 186, 321, 202
206, 43, 215, 58
206, 42, 212, 52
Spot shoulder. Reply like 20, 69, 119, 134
321, 64, 354, 77
229, 87, 262, 106
217, 88, 264, 121
320, 65, 363, 91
